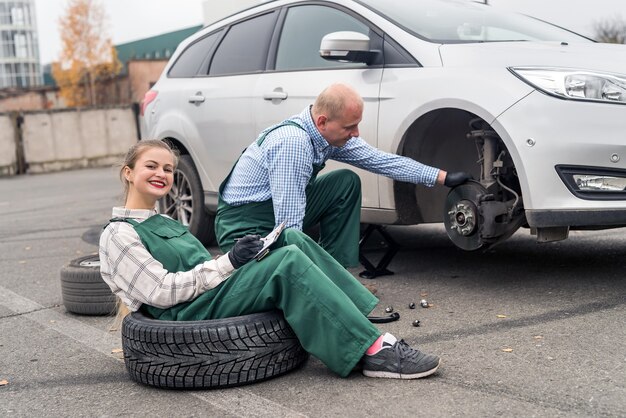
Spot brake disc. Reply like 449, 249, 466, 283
443, 182, 488, 251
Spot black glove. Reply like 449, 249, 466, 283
228, 235, 263, 268
444, 172, 472, 187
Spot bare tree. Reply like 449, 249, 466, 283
594, 16, 626, 44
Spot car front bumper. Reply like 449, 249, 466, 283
493, 90, 626, 228
526, 208, 626, 228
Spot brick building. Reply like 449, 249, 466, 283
0, 25, 202, 111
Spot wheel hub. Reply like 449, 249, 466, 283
443, 182, 488, 250
448, 200, 477, 236
79, 259, 100, 267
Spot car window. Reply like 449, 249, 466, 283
275, 5, 370, 71
383, 36, 417, 66
168, 31, 221, 78
209, 12, 277, 76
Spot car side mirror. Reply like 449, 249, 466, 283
319, 31, 376, 64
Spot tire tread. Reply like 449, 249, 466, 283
121, 311, 308, 389
60, 255, 116, 316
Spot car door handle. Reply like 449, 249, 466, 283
263, 91, 288, 100
188, 93, 205, 104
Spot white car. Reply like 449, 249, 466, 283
141, 0, 626, 250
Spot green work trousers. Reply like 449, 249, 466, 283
216, 169, 362, 268
173, 230, 380, 377
125, 215, 380, 377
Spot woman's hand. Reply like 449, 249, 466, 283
228, 235, 263, 268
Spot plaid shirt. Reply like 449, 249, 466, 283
99, 207, 234, 312
221, 106, 440, 230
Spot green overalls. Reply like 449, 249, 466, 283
113, 213, 380, 377
215, 121, 362, 267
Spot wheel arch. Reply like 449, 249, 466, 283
392, 105, 522, 224
161, 136, 190, 157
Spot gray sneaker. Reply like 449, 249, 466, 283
363, 339, 440, 379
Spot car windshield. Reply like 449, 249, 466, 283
356, 0, 593, 43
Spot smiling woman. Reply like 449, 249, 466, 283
97, 139, 442, 386
121, 147, 176, 209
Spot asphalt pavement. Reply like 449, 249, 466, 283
1, 167, 625, 417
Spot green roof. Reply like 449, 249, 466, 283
115, 25, 203, 71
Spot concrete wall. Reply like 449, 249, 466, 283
0, 114, 16, 176
0, 91, 46, 111
0, 88, 64, 112
0, 106, 138, 176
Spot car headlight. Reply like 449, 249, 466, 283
510, 67, 626, 104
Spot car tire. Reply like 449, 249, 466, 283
158, 154, 216, 246
60, 255, 116, 316
121, 310, 309, 389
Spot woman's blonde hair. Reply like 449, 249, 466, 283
119, 139, 179, 201
109, 297, 131, 331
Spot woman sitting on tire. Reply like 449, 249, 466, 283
99, 139, 440, 380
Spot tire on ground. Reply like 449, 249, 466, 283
121, 310, 309, 389
60, 254, 116, 316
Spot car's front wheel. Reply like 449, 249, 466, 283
158, 154, 216, 245
442, 119, 526, 250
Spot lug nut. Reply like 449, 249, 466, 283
412, 320, 421, 327
420, 299, 429, 308
385, 306, 394, 313
408, 302, 416, 309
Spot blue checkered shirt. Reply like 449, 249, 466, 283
222, 106, 440, 230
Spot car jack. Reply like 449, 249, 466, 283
358, 224, 399, 279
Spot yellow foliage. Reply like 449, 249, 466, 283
52, 0, 121, 107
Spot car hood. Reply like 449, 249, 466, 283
439, 41, 626, 74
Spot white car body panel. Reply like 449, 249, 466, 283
495, 91, 626, 210
142, 0, 626, 247
254, 68, 383, 208
439, 42, 626, 73
376, 66, 535, 209
180, 74, 262, 192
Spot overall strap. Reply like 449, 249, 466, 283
219, 121, 307, 196
256, 121, 305, 146
106, 217, 140, 228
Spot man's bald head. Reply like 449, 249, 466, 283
312, 83, 364, 121
311, 83, 364, 147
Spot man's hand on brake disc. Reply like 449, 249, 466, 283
444, 172, 473, 187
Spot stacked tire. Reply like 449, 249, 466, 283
60, 254, 116, 316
